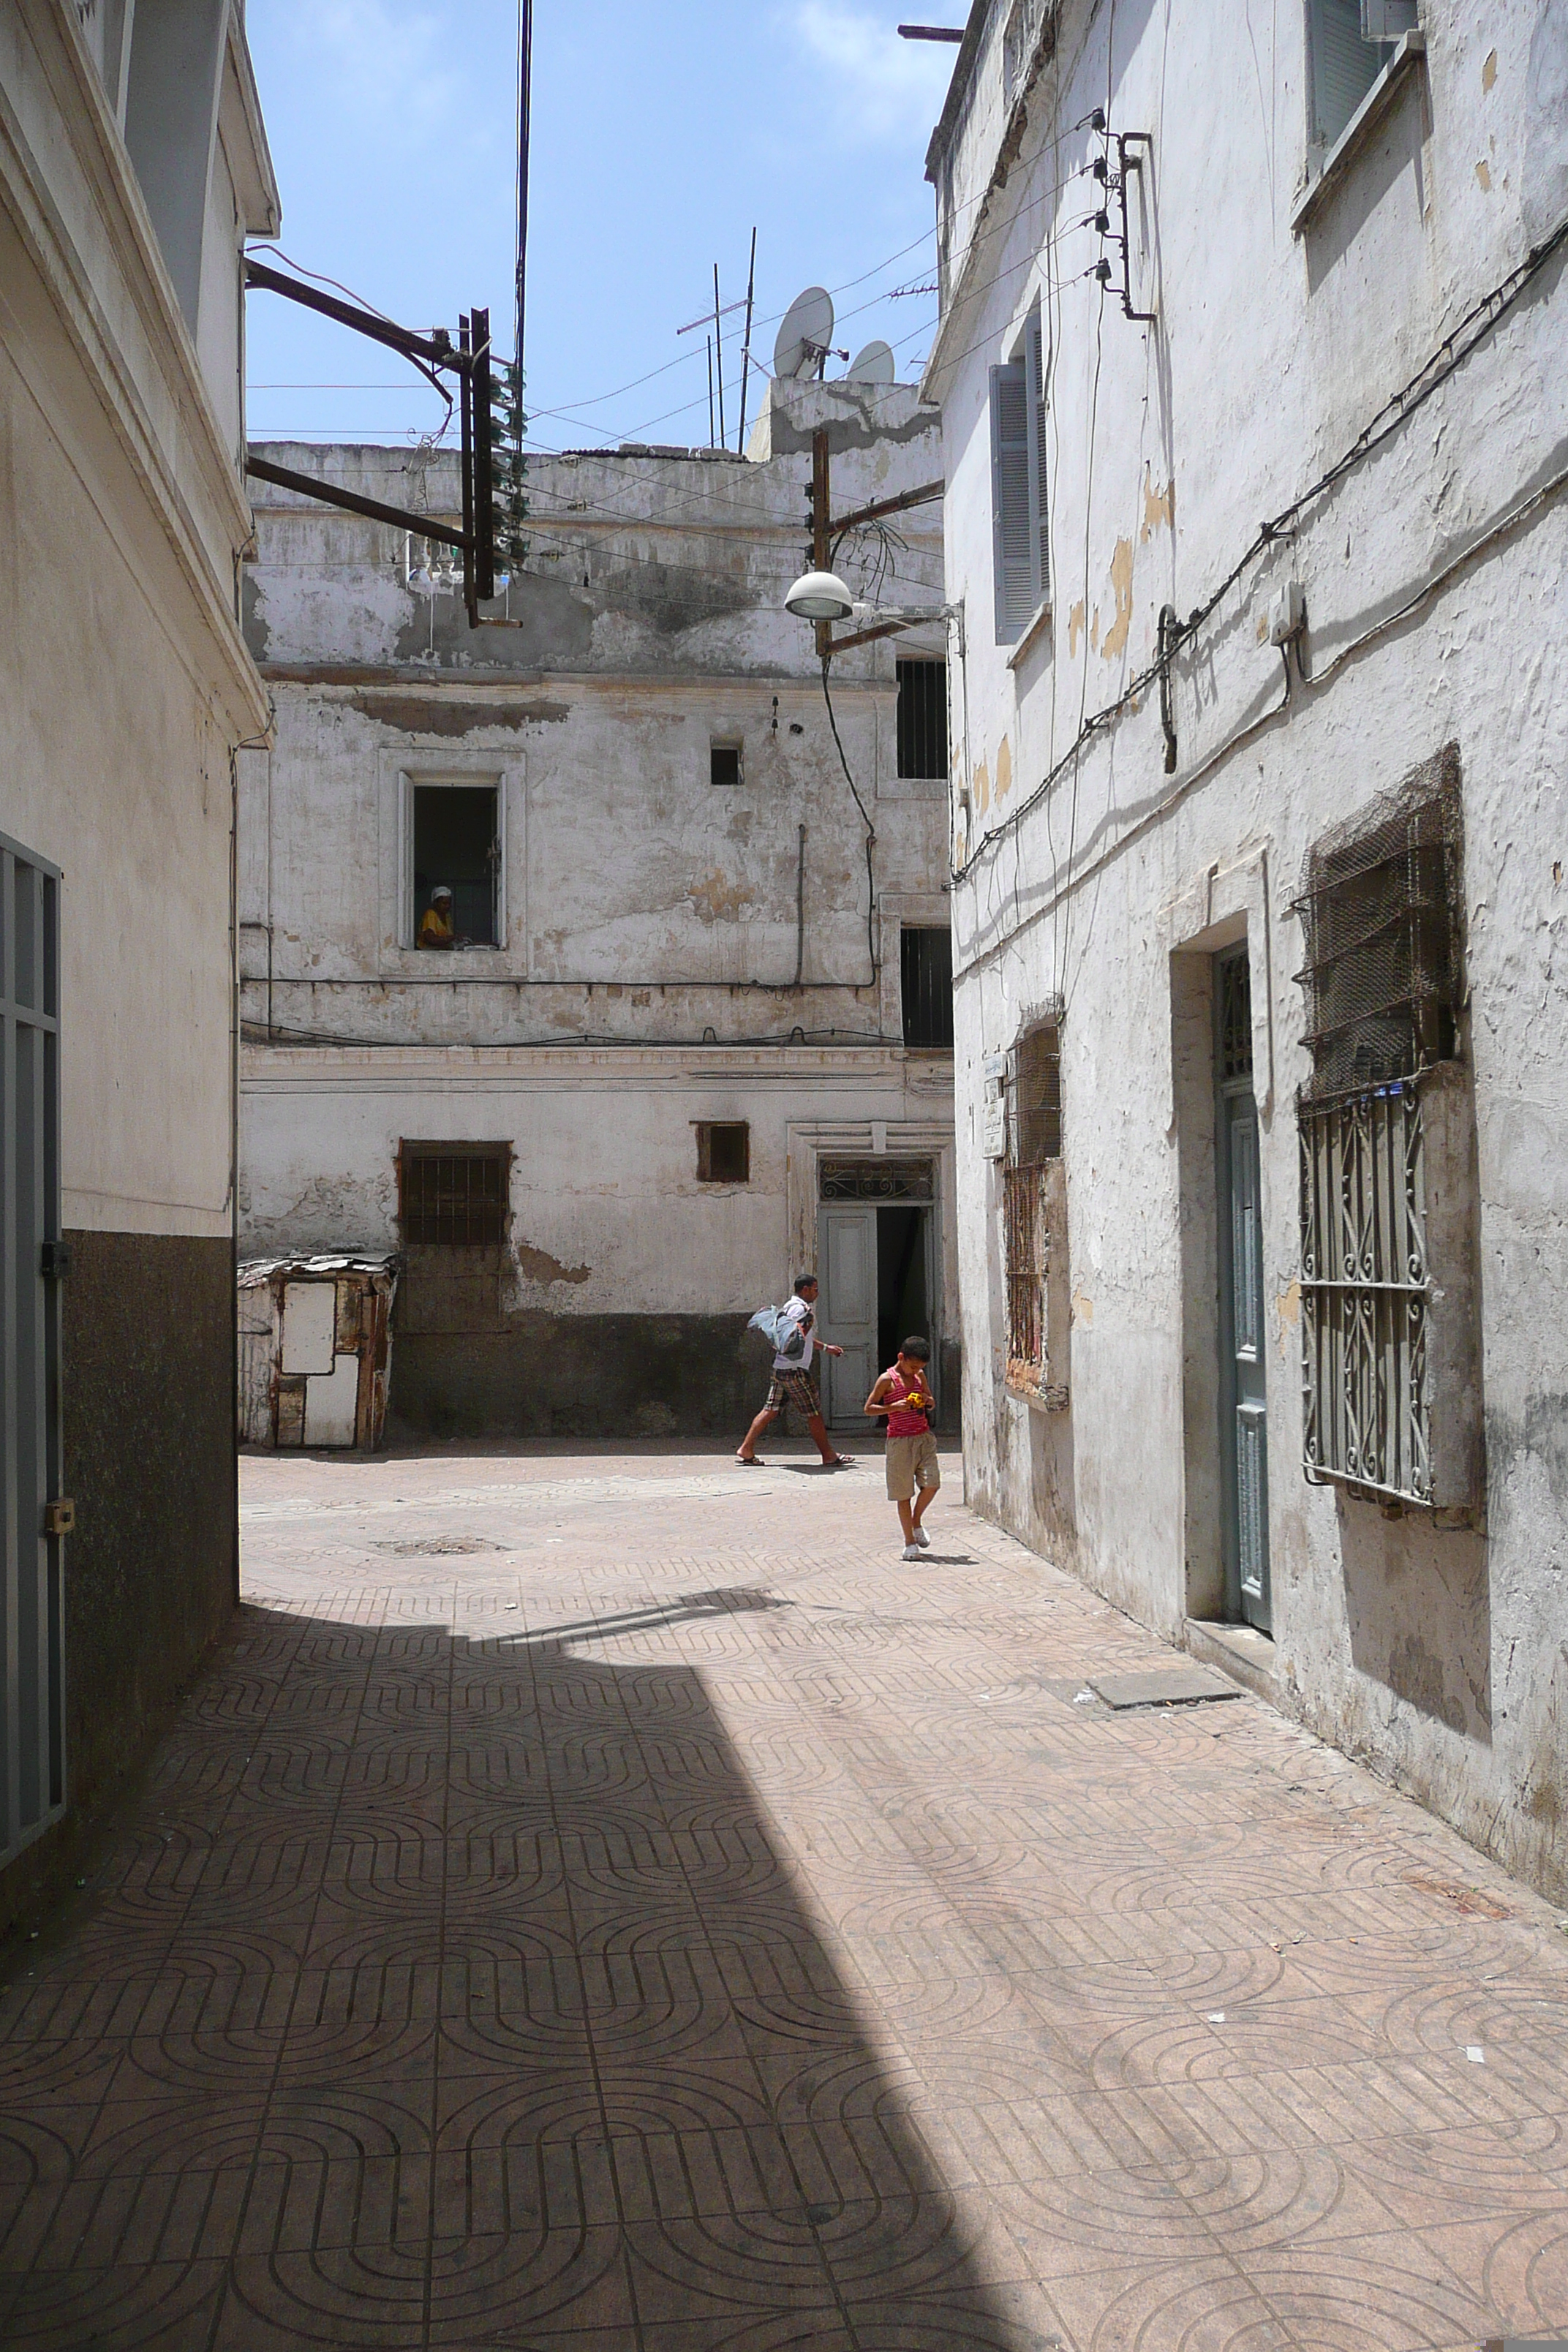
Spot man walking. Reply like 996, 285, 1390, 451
735, 1275, 853, 1468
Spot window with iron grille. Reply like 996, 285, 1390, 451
696, 1121, 749, 1183
896, 660, 949, 780
398, 1142, 510, 1245
901, 927, 954, 1051
1293, 750, 1471, 1505
1004, 1022, 1062, 1368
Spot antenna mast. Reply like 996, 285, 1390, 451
515, 0, 532, 369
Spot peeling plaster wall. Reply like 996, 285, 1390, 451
238, 382, 959, 1428
931, 0, 1568, 1899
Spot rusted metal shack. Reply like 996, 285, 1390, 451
238, 1254, 400, 1450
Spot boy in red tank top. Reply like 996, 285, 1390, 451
864, 1336, 941, 1559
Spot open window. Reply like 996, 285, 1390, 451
900, 927, 954, 1051
410, 781, 500, 948
710, 742, 743, 787
696, 1122, 750, 1183
989, 301, 1049, 644
896, 660, 949, 781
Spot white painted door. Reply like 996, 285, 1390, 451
280, 1282, 336, 1374
816, 1206, 877, 1429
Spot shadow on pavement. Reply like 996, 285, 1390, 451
0, 1594, 1049, 2351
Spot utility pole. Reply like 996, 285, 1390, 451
515, 0, 532, 372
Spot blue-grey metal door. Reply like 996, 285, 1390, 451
0, 837, 65, 1865
1215, 946, 1270, 1632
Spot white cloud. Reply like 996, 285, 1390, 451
788, 1, 956, 143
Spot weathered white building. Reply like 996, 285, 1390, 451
925, 0, 1568, 1896
238, 379, 957, 1440
0, 0, 276, 1923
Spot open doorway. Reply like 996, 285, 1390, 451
815, 1161, 938, 1428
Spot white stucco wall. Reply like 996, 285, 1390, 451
238, 382, 958, 1354
928, 0, 1568, 1896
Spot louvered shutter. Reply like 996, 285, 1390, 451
1025, 307, 1049, 609
1310, 0, 1387, 143
990, 361, 1033, 643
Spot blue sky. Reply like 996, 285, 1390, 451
243, 1, 959, 453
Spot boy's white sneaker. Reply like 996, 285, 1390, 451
913, 1527, 931, 1548
902, 1542, 924, 1561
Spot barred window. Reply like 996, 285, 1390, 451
1004, 1022, 1062, 1370
896, 660, 949, 780
901, 927, 954, 1051
398, 1142, 510, 1245
1294, 753, 1474, 1506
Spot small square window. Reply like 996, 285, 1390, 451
398, 1142, 510, 1245
696, 1121, 750, 1183
710, 743, 742, 787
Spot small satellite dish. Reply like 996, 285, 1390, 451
845, 339, 897, 386
774, 285, 834, 380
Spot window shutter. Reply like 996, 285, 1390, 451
1310, 0, 1387, 143
1025, 306, 1049, 609
990, 361, 1033, 643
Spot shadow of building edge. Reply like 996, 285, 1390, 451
0, 1587, 1047, 2352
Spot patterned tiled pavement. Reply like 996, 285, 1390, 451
2, 1443, 1567, 2351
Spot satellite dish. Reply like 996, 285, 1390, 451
773, 285, 834, 380
845, 339, 897, 386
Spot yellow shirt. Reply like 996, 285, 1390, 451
418, 907, 454, 948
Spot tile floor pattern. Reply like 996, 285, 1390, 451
1, 1444, 1566, 2350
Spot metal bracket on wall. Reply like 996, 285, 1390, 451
1115, 133, 1157, 323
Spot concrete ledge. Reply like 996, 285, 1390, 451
1185, 1618, 1280, 1705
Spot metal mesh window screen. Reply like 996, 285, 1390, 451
1292, 755, 1463, 1107
399, 1143, 510, 1245
1011, 1025, 1062, 1164
1294, 750, 1466, 1504
1003, 1020, 1061, 1367
901, 927, 954, 1049
896, 660, 949, 780
696, 1123, 749, 1183
1004, 1166, 1043, 1365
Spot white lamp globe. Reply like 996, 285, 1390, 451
784, 568, 856, 622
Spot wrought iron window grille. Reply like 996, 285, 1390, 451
819, 1159, 933, 1203
1293, 749, 1473, 1509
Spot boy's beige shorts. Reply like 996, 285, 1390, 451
886, 1431, 941, 1501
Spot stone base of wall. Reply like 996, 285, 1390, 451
0, 1232, 237, 1940
392, 1314, 966, 1444
392, 1314, 766, 1441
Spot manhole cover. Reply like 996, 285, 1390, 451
371, 1537, 499, 1557
1088, 1665, 1239, 1708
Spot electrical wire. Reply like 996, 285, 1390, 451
820, 656, 879, 985
952, 204, 1568, 894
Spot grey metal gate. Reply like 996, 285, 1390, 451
0, 836, 65, 1866
1215, 946, 1271, 1632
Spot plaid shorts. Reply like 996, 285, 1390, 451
766, 1368, 821, 1420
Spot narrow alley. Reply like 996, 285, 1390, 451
0, 1447, 1564, 2350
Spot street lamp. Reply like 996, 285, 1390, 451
783, 568, 856, 622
